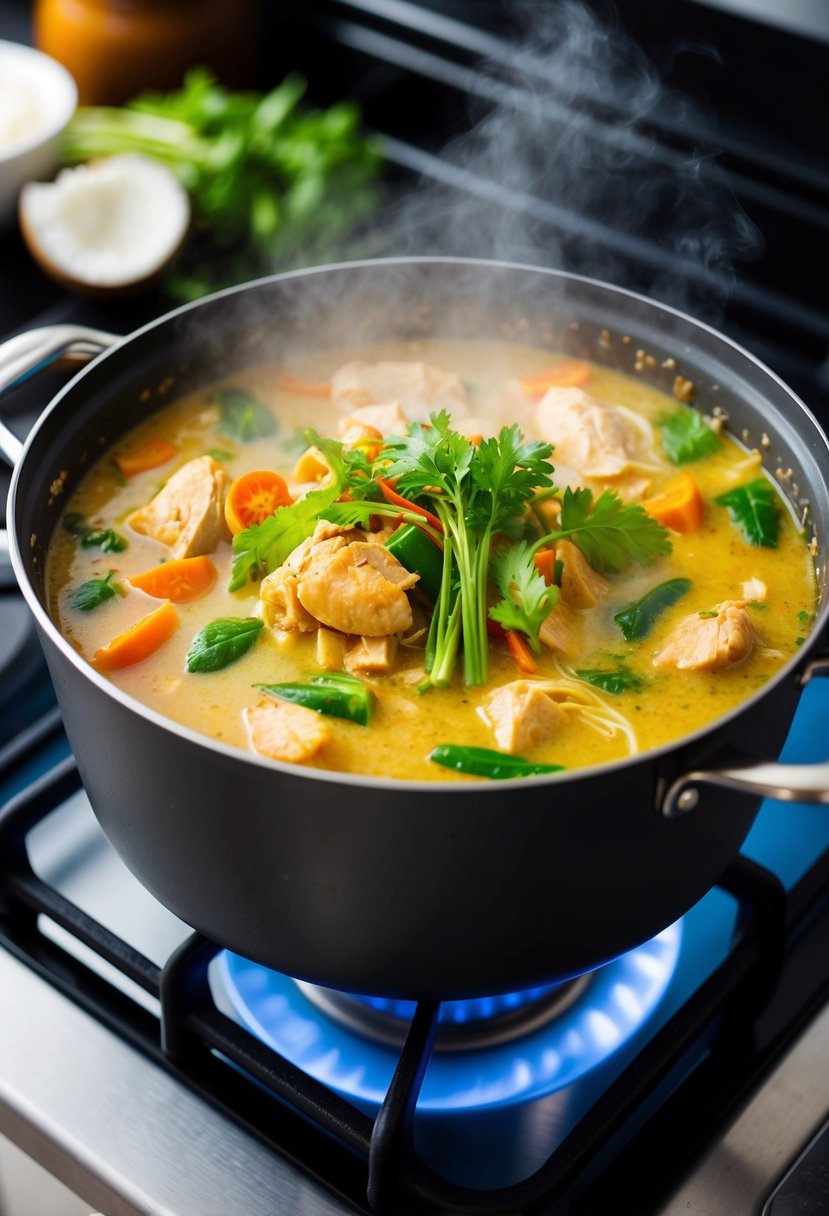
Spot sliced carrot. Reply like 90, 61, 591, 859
533, 548, 556, 586
277, 373, 332, 398
643, 472, 704, 533
520, 360, 591, 398
129, 556, 217, 603
225, 470, 293, 535
114, 438, 178, 477
506, 630, 538, 674
93, 600, 179, 672
377, 477, 444, 533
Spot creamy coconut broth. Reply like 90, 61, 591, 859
47, 339, 818, 781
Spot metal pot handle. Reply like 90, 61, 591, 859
662, 656, 829, 817
0, 325, 119, 584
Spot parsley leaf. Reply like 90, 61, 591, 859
614, 578, 692, 641
575, 665, 647, 694
69, 571, 119, 612
229, 486, 341, 591
213, 388, 277, 443
488, 541, 559, 651
656, 409, 720, 464
715, 477, 779, 547
549, 487, 672, 575
186, 617, 263, 672
81, 528, 128, 553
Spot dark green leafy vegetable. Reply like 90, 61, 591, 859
62, 69, 383, 301
62, 512, 88, 537
186, 617, 263, 673
385, 524, 444, 602
656, 409, 720, 464
69, 571, 119, 612
542, 486, 672, 576
488, 541, 559, 651
213, 389, 277, 443
429, 745, 564, 780
255, 674, 373, 726
575, 665, 647, 694
614, 578, 692, 641
715, 478, 779, 547
81, 528, 128, 553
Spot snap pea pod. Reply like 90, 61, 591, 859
429, 745, 564, 779
385, 523, 444, 602
255, 674, 373, 726
613, 578, 692, 642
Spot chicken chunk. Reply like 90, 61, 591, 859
316, 627, 347, 670
344, 635, 398, 675
483, 681, 567, 754
128, 456, 231, 558
297, 542, 418, 636
535, 387, 657, 500
538, 601, 581, 659
558, 540, 609, 609
245, 699, 330, 764
331, 361, 467, 422
260, 567, 318, 634
653, 601, 756, 672
337, 401, 409, 438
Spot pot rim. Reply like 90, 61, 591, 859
8, 255, 829, 795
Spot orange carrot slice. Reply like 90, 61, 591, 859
114, 438, 178, 477
277, 373, 332, 398
93, 600, 179, 671
377, 477, 443, 533
225, 470, 293, 535
533, 548, 556, 585
520, 360, 591, 398
506, 630, 538, 674
643, 472, 704, 533
129, 556, 217, 603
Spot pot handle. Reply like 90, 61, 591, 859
0, 325, 120, 585
662, 656, 829, 817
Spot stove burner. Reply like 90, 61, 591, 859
214, 921, 682, 1113
296, 976, 592, 1052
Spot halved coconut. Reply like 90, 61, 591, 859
20, 153, 190, 296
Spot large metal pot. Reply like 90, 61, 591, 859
2, 259, 828, 1000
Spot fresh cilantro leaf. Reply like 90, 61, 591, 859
488, 541, 558, 651
69, 571, 118, 612
81, 528, 128, 553
715, 477, 779, 547
656, 409, 720, 464
470, 426, 555, 534
553, 487, 672, 575
614, 578, 692, 641
229, 485, 341, 591
305, 430, 380, 501
186, 617, 263, 672
575, 665, 647, 694
213, 388, 277, 443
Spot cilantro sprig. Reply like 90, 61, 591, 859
489, 542, 559, 652
538, 486, 672, 575
656, 408, 720, 464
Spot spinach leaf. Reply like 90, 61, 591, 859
69, 571, 118, 612
614, 578, 692, 641
575, 665, 647, 694
429, 745, 564, 780
715, 478, 779, 547
62, 512, 88, 537
186, 617, 263, 673
213, 388, 277, 443
81, 528, 128, 553
656, 409, 720, 464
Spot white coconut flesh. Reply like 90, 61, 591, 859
20, 154, 190, 288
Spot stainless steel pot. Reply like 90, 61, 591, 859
2, 259, 828, 1000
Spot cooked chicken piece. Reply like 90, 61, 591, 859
538, 601, 581, 659
128, 456, 231, 558
483, 681, 567, 754
535, 387, 658, 500
316, 627, 347, 670
654, 601, 755, 672
245, 699, 330, 764
452, 416, 497, 445
337, 401, 409, 438
331, 361, 467, 422
344, 635, 398, 675
297, 542, 418, 636
558, 540, 609, 609
260, 567, 318, 634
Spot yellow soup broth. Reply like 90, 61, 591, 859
47, 339, 818, 781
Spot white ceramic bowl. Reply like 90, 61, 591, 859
0, 40, 77, 228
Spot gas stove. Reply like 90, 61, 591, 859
2, 2, 829, 1214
